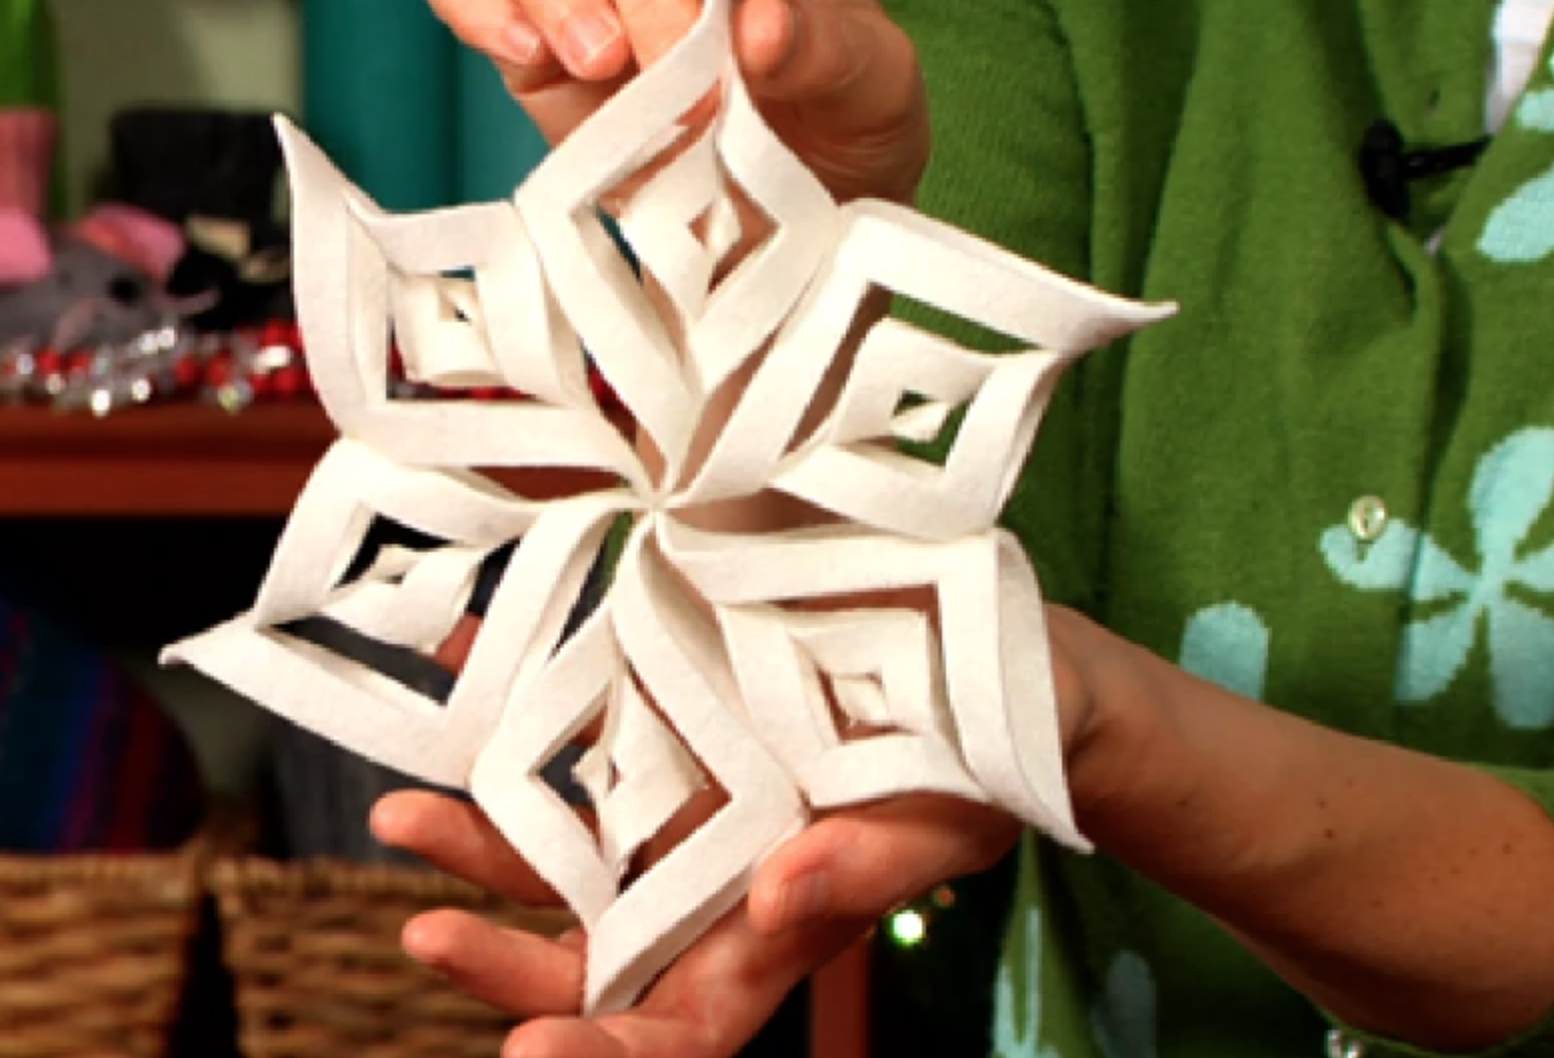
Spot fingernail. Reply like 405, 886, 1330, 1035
501, 19, 546, 65
774, 872, 830, 931
560, 10, 621, 70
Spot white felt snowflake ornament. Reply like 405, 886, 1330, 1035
165, 0, 1174, 1015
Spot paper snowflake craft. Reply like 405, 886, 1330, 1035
164, 0, 1173, 1015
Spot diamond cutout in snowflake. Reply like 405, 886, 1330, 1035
720, 603, 987, 808
164, 0, 1173, 1015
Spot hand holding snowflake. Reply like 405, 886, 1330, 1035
165, 0, 1172, 1014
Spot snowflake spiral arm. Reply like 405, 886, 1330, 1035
164, 0, 1174, 1015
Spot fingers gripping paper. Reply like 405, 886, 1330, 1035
163, 0, 1174, 1015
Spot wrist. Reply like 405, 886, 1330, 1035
1055, 611, 1188, 839
1057, 620, 1326, 896
1053, 613, 1282, 887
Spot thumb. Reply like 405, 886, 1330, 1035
748, 795, 1019, 936
615, 0, 701, 70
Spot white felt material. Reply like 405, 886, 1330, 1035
164, 0, 1174, 1016
583, 672, 708, 875
323, 542, 490, 652
281, 129, 651, 487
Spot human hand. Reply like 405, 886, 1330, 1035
372, 787, 1021, 1058
378, 604, 1113, 1058
425, 0, 930, 205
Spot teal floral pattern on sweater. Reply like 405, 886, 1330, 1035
1178, 604, 1272, 700
1480, 58, 1554, 263
992, 902, 1062, 1058
1322, 428, 1554, 729
991, 899, 1162, 1058
1091, 953, 1159, 1058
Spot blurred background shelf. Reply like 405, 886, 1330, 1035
0, 403, 332, 516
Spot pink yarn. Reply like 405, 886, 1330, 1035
0, 108, 56, 219
0, 208, 49, 286
73, 205, 185, 283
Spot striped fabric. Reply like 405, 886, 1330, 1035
0, 597, 206, 854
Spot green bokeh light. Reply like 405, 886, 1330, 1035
887, 908, 928, 948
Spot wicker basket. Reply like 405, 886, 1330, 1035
211, 858, 574, 1058
0, 837, 210, 1058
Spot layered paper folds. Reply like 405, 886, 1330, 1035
164, 0, 1174, 1014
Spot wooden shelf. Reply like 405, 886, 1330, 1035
0, 402, 335, 516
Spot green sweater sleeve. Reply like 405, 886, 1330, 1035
885, 0, 1110, 614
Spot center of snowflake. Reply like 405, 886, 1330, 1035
641, 489, 671, 520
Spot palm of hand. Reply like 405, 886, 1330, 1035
382, 601, 1110, 1058
374, 781, 1023, 1058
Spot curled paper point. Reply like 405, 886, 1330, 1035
170, 0, 1169, 1013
